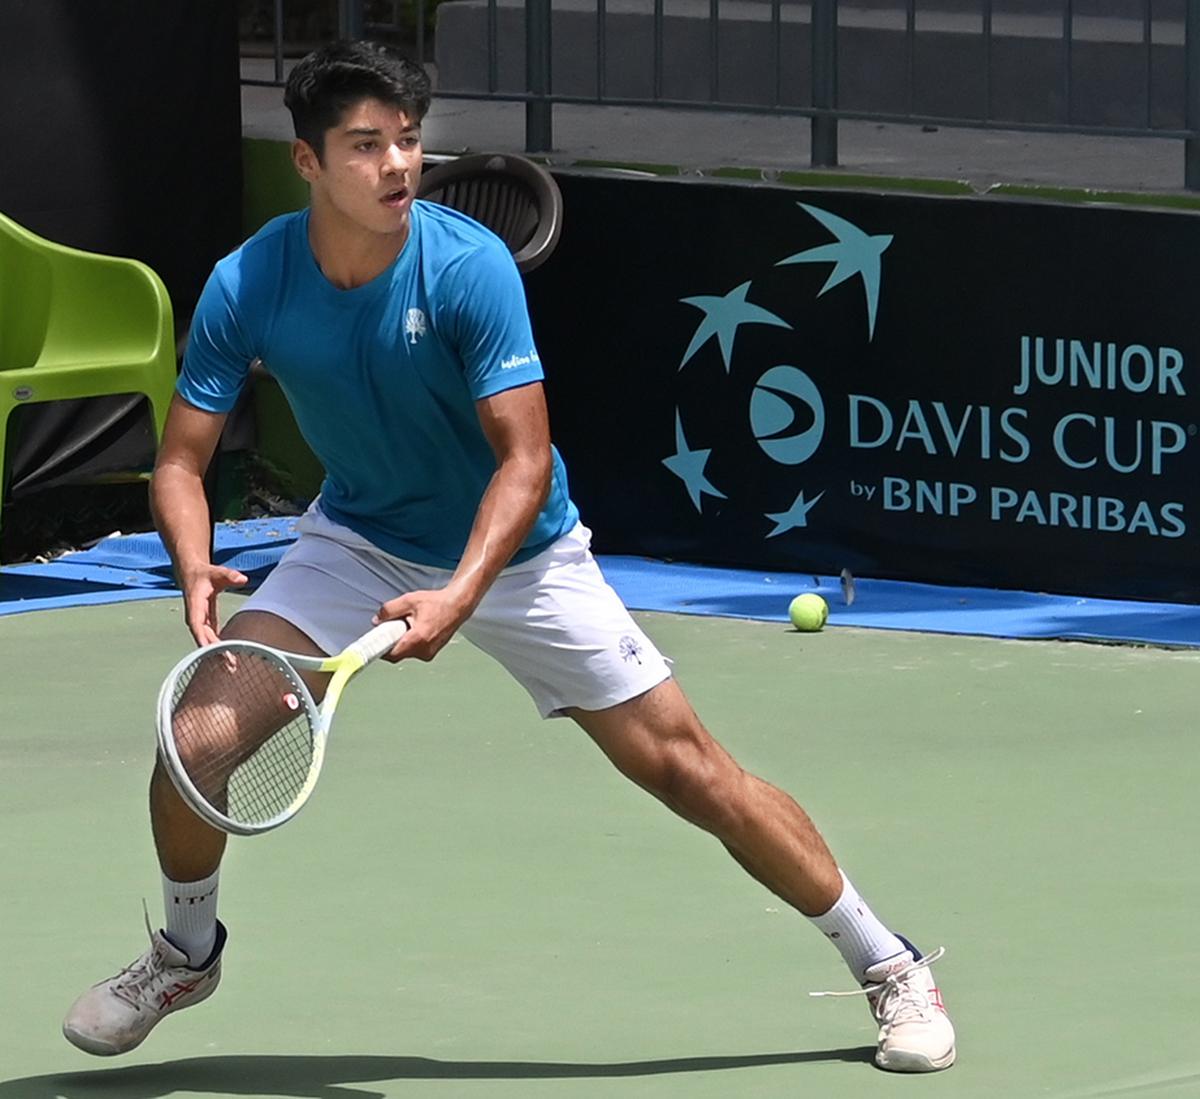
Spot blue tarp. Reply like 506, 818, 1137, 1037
0, 520, 299, 616
3, 519, 1199, 647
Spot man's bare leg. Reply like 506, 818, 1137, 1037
63, 611, 331, 1056
150, 612, 330, 881
568, 678, 841, 913
568, 678, 956, 1072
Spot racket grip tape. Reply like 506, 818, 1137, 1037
349, 619, 410, 664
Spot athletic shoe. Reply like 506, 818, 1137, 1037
812, 937, 956, 1072
62, 916, 226, 1055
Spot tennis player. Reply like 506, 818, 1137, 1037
63, 41, 955, 1072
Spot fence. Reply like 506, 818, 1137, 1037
241, 0, 1200, 188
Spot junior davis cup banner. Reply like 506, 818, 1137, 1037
528, 172, 1200, 602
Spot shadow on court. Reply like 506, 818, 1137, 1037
0, 1049, 874, 1098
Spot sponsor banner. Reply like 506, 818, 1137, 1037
529, 172, 1200, 601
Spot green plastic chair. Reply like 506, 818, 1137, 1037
0, 210, 176, 537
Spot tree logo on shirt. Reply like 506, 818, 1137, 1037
405, 308, 427, 344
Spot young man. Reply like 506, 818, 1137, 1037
62, 41, 955, 1073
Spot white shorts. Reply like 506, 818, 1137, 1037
240, 506, 672, 718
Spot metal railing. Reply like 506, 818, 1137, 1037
241, 0, 1200, 189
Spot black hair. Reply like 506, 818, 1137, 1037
284, 41, 432, 162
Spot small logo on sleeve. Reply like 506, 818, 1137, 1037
501, 348, 541, 370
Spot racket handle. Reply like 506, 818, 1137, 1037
349, 619, 410, 664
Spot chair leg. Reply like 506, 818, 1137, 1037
0, 404, 11, 549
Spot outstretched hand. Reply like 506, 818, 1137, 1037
182, 564, 249, 647
374, 588, 472, 662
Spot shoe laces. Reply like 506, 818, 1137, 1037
110, 903, 177, 1011
810, 946, 945, 1027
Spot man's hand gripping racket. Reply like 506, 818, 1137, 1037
156, 620, 409, 836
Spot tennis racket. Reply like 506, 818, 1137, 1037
155, 619, 409, 836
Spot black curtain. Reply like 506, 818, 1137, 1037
0, 0, 243, 496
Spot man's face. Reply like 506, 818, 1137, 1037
297, 97, 423, 237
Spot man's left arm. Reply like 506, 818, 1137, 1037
374, 381, 552, 661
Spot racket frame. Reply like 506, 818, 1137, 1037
155, 620, 407, 836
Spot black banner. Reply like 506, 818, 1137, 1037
0, 0, 242, 508
0, 0, 242, 322
529, 173, 1200, 602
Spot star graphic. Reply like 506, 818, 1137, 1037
679, 281, 791, 372
764, 489, 825, 538
662, 410, 727, 513
777, 204, 892, 341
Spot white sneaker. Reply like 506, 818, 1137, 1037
812, 940, 956, 1072
63, 917, 225, 1055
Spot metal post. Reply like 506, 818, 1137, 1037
982, 0, 992, 123
338, 0, 365, 39
905, 0, 915, 116
273, 0, 284, 84
597, 0, 608, 99
1143, 0, 1153, 131
653, 0, 664, 100
1062, 0, 1073, 123
710, 0, 721, 102
811, 0, 838, 168
526, 0, 553, 152
771, 0, 782, 107
1188, 0, 1200, 188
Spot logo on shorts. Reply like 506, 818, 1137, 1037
618, 635, 644, 664
405, 308, 427, 344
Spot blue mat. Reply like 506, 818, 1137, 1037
0, 519, 300, 617
3, 519, 1199, 648
597, 557, 1200, 648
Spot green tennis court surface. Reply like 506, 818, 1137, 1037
2, 598, 1196, 1098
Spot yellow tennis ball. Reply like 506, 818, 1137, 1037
788, 593, 828, 632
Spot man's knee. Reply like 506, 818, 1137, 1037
578, 683, 747, 833
632, 733, 745, 833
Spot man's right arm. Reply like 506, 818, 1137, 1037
151, 394, 246, 645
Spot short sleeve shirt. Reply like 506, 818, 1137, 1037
179, 202, 578, 567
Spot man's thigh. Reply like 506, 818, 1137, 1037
221, 609, 332, 700
462, 532, 671, 718
238, 527, 437, 656
242, 515, 671, 720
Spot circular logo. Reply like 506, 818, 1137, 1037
749, 366, 824, 465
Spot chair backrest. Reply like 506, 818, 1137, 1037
417, 153, 563, 274
0, 213, 53, 369
0, 210, 170, 371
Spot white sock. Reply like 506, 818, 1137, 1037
809, 869, 907, 981
162, 869, 220, 967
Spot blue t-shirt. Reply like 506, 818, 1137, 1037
179, 202, 578, 568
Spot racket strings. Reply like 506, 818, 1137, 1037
169, 648, 318, 826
